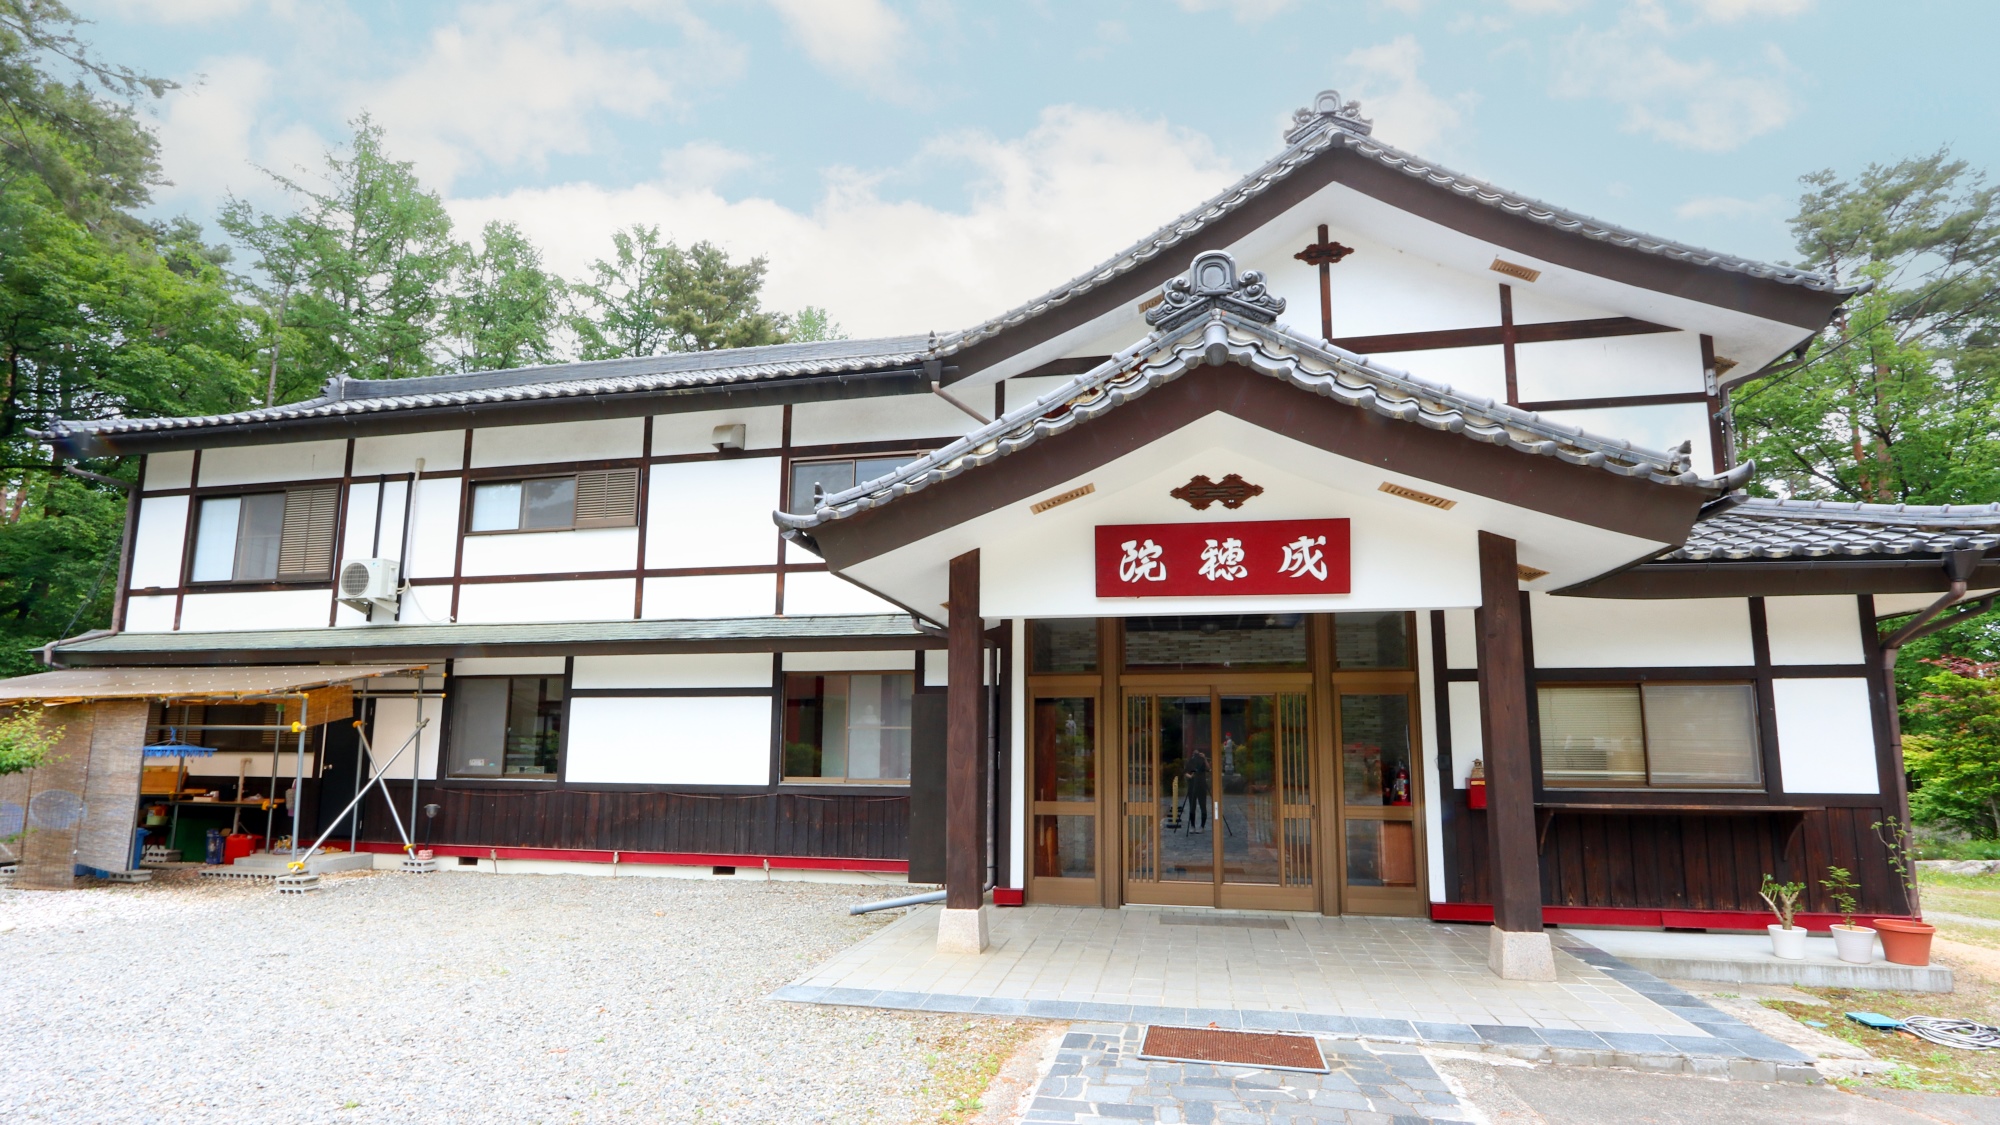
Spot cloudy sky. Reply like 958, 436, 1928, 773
79, 0, 2000, 338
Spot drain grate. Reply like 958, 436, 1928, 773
1139, 1026, 1328, 1072
1157, 914, 1290, 930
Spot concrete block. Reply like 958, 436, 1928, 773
937, 905, 989, 953
1488, 927, 1557, 981
1728, 1059, 1778, 1083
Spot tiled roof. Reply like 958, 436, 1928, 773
928, 94, 1858, 358
46, 335, 931, 440
1672, 498, 2000, 561
777, 254, 1749, 535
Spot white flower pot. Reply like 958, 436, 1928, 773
1830, 923, 1877, 964
1768, 923, 1808, 959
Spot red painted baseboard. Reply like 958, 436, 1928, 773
1430, 901, 1917, 932
993, 888, 1025, 906
351, 840, 907, 874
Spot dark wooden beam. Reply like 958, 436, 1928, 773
1330, 316, 1676, 356
1515, 391, 1709, 413
1499, 284, 1519, 406
1476, 532, 1543, 934
945, 548, 985, 910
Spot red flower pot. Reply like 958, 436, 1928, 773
1873, 918, 1935, 966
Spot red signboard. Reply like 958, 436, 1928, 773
1094, 519, 1350, 597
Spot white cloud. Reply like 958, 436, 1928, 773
1175, 0, 1298, 21
657, 141, 758, 192
1554, 21, 1796, 151
357, 1, 729, 188
766, 0, 914, 96
99, 0, 256, 23
1673, 193, 1782, 220
1339, 36, 1467, 152
148, 55, 328, 206
1691, 0, 1813, 20
447, 106, 1242, 337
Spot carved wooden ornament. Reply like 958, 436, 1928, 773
1171, 473, 1264, 511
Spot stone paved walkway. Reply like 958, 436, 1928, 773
1023, 1023, 1474, 1124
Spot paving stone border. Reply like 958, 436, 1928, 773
772, 928, 1821, 1084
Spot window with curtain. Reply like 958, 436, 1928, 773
1538, 683, 1761, 788
782, 673, 913, 782
446, 676, 565, 779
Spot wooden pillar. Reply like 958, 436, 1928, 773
1475, 532, 1554, 979
940, 549, 989, 951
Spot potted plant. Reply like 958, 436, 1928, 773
1873, 816, 1936, 966
1759, 874, 1808, 959
1822, 866, 1876, 964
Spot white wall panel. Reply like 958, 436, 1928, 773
1417, 613, 1444, 900
144, 451, 194, 491
470, 418, 643, 467
341, 482, 379, 563
646, 459, 781, 567
1368, 345, 1508, 405
404, 478, 461, 579
1536, 402, 1713, 476
461, 527, 639, 576
179, 752, 315, 780
453, 657, 565, 676
454, 579, 634, 623
564, 697, 772, 785
641, 574, 775, 619
1765, 595, 1867, 666
1530, 594, 1753, 667
1239, 223, 1500, 339
790, 394, 973, 446
1001, 375, 1077, 413
783, 570, 904, 615
1447, 681, 1484, 787
924, 648, 948, 686
124, 595, 176, 633
177, 589, 331, 631
199, 440, 348, 486
1513, 331, 1704, 403
352, 431, 465, 475
1443, 609, 1476, 669
129, 496, 188, 589
398, 585, 454, 625
574, 653, 772, 689
368, 695, 443, 779
1774, 678, 1880, 794
783, 650, 919, 673
651, 406, 784, 455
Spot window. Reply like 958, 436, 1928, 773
190, 489, 338, 583
786, 456, 921, 513
446, 676, 565, 778
468, 469, 638, 533
783, 672, 913, 782
1539, 682, 1762, 789
1030, 619, 1098, 673
1122, 615, 1309, 671
1032, 697, 1096, 879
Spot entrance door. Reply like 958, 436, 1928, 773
1336, 687, 1422, 914
1123, 687, 1314, 910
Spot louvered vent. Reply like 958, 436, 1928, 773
1377, 481, 1455, 510
277, 488, 338, 578
1489, 258, 1542, 283
573, 469, 640, 528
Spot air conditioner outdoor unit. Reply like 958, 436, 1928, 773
338, 557, 401, 615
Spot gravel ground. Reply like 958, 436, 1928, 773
0, 869, 1022, 1124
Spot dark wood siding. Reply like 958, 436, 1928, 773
1440, 789, 1910, 915
362, 783, 908, 861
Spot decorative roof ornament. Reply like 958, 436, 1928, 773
1285, 89, 1373, 144
1144, 251, 1286, 334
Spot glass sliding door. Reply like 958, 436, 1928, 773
1030, 695, 1099, 904
1336, 688, 1422, 914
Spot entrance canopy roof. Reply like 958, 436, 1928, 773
0, 664, 424, 705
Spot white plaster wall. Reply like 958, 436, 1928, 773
198, 440, 348, 487
144, 451, 194, 491
784, 571, 904, 615
924, 649, 948, 686
177, 589, 332, 631
179, 752, 315, 780
453, 657, 565, 676
1447, 680, 1484, 788
574, 653, 773, 689
1764, 595, 1867, 665
403, 478, 461, 579
1443, 609, 1476, 669
369, 695, 443, 779
783, 651, 919, 673
1237, 223, 1503, 340
455, 579, 634, 623
642, 574, 775, 618
1530, 594, 1753, 667
646, 458, 781, 568
1417, 610, 1445, 900
469, 418, 644, 467
1536, 402, 1713, 473
1773, 678, 1880, 794
128, 495, 187, 589
1513, 332, 1705, 403
342, 481, 380, 564
124, 595, 176, 633
651, 406, 784, 456
1002, 375, 1081, 413
790, 394, 974, 446
1367, 345, 1508, 405
563, 697, 772, 785
1505, 285, 1613, 324
461, 527, 640, 576
398, 585, 454, 625
352, 431, 465, 476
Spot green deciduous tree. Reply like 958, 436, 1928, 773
1904, 663, 2000, 837
443, 220, 561, 373
567, 225, 790, 359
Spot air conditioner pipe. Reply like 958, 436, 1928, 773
847, 889, 947, 915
